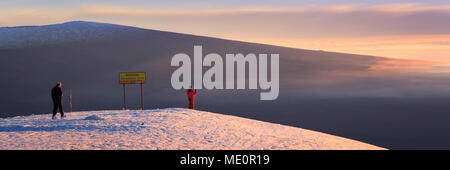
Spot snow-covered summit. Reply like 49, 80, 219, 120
0, 21, 139, 49
0, 108, 384, 150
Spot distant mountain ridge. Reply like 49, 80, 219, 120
0, 21, 386, 114
0, 21, 145, 49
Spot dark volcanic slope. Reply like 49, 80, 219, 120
1, 21, 450, 149
0, 21, 384, 113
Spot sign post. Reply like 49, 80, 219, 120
69, 90, 72, 112
119, 72, 147, 110
123, 84, 126, 109
140, 83, 144, 110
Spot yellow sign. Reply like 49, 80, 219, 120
119, 72, 146, 84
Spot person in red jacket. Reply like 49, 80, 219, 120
187, 87, 197, 109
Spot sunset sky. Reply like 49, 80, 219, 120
1, 0, 450, 64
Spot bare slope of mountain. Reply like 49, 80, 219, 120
0, 21, 394, 114
1, 21, 450, 149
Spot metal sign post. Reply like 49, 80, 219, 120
140, 83, 144, 110
69, 90, 73, 112
123, 84, 127, 109
119, 72, 146, 110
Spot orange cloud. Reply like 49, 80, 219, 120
76, 3, 450, 16
253, 34, 450, 64
77, 4, 290, 16
0, 7, 71, 26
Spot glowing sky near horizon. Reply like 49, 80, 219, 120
1, 0, 450, 64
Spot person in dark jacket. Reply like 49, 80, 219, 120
187, 87, 197, 109
51, 82, 64, 119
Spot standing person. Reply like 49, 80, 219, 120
187, 87, 197, 109
51, 82, 64, 119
